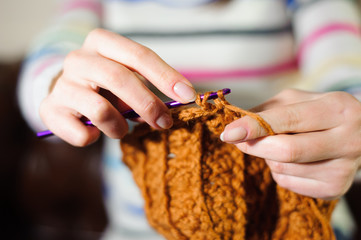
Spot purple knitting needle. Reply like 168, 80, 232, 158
36, 88, 231, 138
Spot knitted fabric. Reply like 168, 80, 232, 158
120, 90, 338, 240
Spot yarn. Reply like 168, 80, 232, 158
121, 90, 338, 240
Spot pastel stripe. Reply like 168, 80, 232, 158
25, 26, 92, 63
62, 0, 102, 17
296, 55, 361, 90
297, 22, 361, 62
31, 55, 65, 79
178, 59, 298, 82
104, 0, 218, 8
325, 78, 361, 92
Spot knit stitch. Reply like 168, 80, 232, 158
121, 90, 338, 240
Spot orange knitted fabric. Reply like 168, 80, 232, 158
120, 90, 338, 240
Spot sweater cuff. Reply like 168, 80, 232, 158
17, 56, 64, 132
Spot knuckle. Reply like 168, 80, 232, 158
50, 79, 74, 102
326, 91, 349, 101
324, 91, 359, 113
322, 166, 354, 199
279, 142, 299, 163
109, 126, 128, 140
141, 98, 162, 120
64, 50, 82, 69
323, 92, 347, 112
279, 88, 298, 98
103, 66, 127, 87
131, 45, 154, 62
267, 160, 286, 174
158, 69, 174, 85
140, 98, 165, 121
342, 136, 361, 159
85, 28, 106, 44
270, 172, 287, 188
352, 98, 361, 113
72, 131, 94, 147
72, 133, 90, 147
89, 99, 113, 123
115, 125, 129, 139
284, 107, 301, 131
336, 161, 356, 182
324, 91, 361, 122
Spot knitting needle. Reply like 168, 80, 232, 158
36, 88, 231, 138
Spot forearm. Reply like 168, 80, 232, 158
17, 0, 102, 131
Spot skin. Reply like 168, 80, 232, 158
40, 29, 197, 146
41, 29, 361, 200
221, 89, 361, 200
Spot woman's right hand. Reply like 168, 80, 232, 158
40, 28, 196, 146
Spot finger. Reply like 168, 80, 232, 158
266, 159, 325, 180
59, 84, 129, 139
40, 104, 100, 147
83, 29, 196, 103
235, 130, 340, 163
269, 172, 337, 199
99, 89, 132, 113
63, 52, 173, 129
259, 98, 341, 133
265, 158, 355, 184
249, 89, 319, 112
222, 97, 343, 142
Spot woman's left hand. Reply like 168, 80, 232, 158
221, 89, 361, 200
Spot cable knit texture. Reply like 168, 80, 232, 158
121, 90, 338, 240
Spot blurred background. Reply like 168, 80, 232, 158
0, 0, 361, 240
0, 1, 57, 63
0, 1, 107, 239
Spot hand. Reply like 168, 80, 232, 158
221, 89, 361, 200
40, 28, 196, 146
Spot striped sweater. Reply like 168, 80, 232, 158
17, 0, 361, 239
18, 0, 361, 132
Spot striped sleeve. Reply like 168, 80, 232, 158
17, 0, 102, 131
291, 0, 361, 98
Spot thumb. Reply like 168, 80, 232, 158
220, 99, 338, 143
220, 114, 273, 143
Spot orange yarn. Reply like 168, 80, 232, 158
121, 90, 338, 240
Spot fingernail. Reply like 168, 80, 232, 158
156, 113, 173, 129
220, 127, 247, 142
173, 82, 196, 102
